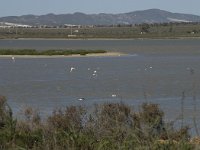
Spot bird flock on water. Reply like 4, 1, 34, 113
69, 66, 117, 101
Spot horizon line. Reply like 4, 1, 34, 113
1, 8, 199, 18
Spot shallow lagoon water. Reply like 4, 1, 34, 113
0, 39, 200, 134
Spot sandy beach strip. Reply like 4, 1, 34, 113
0, 52, 125, 58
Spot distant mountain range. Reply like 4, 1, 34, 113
1, 9, 200, 26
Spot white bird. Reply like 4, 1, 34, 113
70, 67, 75, 72
88, 68, 90, 71
112, 94, 117, 98
93, 70, 97, 73
78, 98, 85, 101
149, 66, 153, 69
11, 56, 15, 62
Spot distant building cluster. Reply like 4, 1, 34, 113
0, 22, 32, 28
0, 22, 96, 29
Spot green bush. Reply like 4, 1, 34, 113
0, 96, 197, 149
0, 49, 107, 55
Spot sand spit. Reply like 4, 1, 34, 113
0, 52, 125, 59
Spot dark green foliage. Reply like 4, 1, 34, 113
0, 49, 106, 55
0, 96, 17, 149
1, 22, 200, 39
47, 106, 85, 132
0, 96, 197, 149
140, 103, 165, 138
140, 23, 150, 33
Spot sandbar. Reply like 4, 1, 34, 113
0, 52, 125, 58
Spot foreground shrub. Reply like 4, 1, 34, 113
0, 96, 17, 149
0, 96, 197, 149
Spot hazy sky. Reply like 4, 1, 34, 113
0, 0, 200, 17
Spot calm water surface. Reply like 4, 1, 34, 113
0, 39, 200, 134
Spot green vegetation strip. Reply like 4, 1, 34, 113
1, 22, 200, 39
0, 49, 107, 55
0, 96, 199, 149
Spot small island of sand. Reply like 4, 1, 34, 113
0, 49, 125, 58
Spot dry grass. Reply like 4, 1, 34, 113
0, 96, 198, 149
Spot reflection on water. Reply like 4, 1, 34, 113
0, 39, 200, 135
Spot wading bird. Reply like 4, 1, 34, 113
70, 67, 75, 72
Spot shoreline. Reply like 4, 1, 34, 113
1, 36, 200, 41
0, 52, 125, 58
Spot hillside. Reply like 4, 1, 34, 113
0, 9, 200, 26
